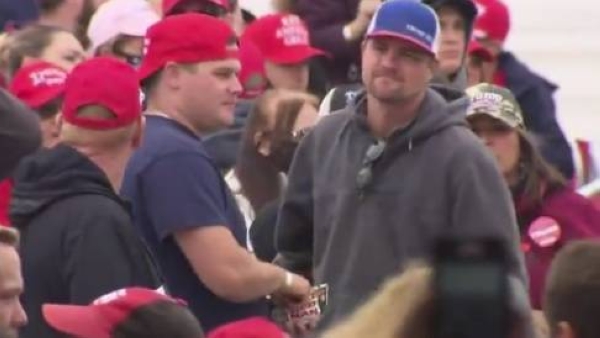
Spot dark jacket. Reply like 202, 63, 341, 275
203, 99, 254, 172
10, 145, 161, 338
515, 186, 600, 309
0, 89, 41, 180
276, 88, 529, 328
249, 199, 279, 263
498, 52, 574, 180
296, 0, 361, 84
0, 0, 38, 31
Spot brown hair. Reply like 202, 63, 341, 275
37, 96, 63, 120
515, 130, 567, 205
544, 240, 600, 338
0, 227, 19, 248
235, 89, 318, 212
112, 301, 204, 338
5, 24, 69, 79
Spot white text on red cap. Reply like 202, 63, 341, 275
276, 16, 309, 47
30, 69, 66, 87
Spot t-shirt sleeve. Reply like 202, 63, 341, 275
140, 152, 229, 240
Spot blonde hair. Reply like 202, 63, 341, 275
60, 105, 138, 151
322, 264, 435, 338
0, 227, 19, 248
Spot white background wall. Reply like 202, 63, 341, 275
240, 0, 600, 140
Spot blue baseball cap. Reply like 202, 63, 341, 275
366, 0, 440, 56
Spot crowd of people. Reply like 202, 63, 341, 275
0, 0, 599, 337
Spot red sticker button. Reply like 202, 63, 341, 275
528, 216, 562, 248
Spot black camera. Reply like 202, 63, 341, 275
434, 237, 510, 338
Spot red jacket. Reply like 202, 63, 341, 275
515, 186, 600, 309
0, 178, 12, 225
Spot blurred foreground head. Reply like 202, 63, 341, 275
544, 240, 600, 338
322, 263, 530, 338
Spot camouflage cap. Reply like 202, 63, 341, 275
465, 83, 524, 129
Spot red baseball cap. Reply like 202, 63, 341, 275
138, 13, 239, 81
43, 288, 186, 338
238, 39, 267, 99
62, 57, 141, 130
9, 61, 67, 110
242, 14, 325, 65
208, 317, 286, 338
162, 0, 229, 16
468, 39, 493, 61
473, 0, 510, 43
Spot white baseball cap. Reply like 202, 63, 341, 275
87, 0, 160, 53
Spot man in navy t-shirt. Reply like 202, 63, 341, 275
121, 13, 311, 333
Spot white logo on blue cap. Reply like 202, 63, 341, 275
365, 0, 440, 55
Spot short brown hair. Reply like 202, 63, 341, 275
544, 240, 600, 338
5, 24, 69, 79
112, 301, 204, 338
0, 227, 19, 248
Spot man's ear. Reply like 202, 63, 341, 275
162, 61, 185, 90
361, 39, 368, 52
54, 113, 64, 138
427, 58, 440, 81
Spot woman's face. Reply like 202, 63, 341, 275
469, 114, 521, 178
40, 31, 86, 71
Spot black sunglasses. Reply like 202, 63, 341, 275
356, 140, 386, 191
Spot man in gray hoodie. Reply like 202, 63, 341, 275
276, 0, 528, 330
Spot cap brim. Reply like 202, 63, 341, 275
119, 15, 159, 38
23, 86, 65, 110
466, 109, 519, 129
43, 304, 112, 338
468, 44, 493, 61
470, 49, 493, 62
367, 31, 435, 56
138, 62, 160, 83
267, 46, 326, 65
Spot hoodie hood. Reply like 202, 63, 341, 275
425, 0, 478, 92
350, 86, 469, 152
10, 144, 116, 227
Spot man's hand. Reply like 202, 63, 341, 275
273, 272, 311, 303
345, 0, 382, 41
357, 0, 381, 19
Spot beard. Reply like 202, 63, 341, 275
367, 75, 409, 104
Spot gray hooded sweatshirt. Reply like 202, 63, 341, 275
276, 88, 528, 328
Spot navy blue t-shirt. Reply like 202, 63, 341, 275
121, 116, 267, 331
